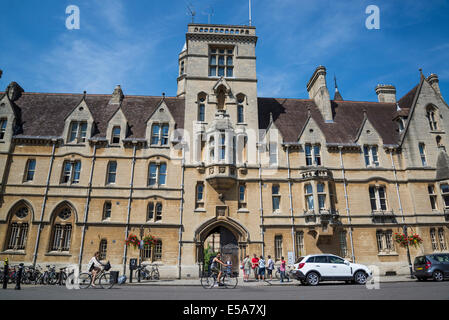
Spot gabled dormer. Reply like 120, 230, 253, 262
298, 113, 326, 167
106, 107, 128, 146
146, 100, 176, 148
355, 112, 383, 168
63, 94, 94, 145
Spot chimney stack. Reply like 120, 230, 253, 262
110, 85, 124, 105
427, 74, 441, 97
375, 84, 396, 103
307, 66, 333, 122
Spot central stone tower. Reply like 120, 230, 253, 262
177, 24, 259, 169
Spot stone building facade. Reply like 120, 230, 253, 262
1, 23, 449, 278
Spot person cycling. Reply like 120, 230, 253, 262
87, 251, 104, 287
210, 253, 230, 287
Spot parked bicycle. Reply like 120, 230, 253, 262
78, 261, 114, 289
134, 264, 160, 281
275, 265, 292, 281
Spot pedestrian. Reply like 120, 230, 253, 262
267, 255, 275, 280
243, 255, 252, 282
258, 256, 266, 281
251, 254, 259, 280
280, 256, 286, 283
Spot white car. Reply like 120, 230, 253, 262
289, 254, 372, 286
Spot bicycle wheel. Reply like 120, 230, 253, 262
99, 273, 115, 289
47, 272, 58, 285
150, 269, 160, 280
200, 274, 215, 289
223, 275, 238, 289
78, 273, 92, 289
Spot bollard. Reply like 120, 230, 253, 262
2, 258, 8, 289
15, 263, 23, 290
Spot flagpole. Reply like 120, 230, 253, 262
249, 0, 252, 26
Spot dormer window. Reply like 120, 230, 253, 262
151, 123, 169, 146
305, 144, 321, 166
68, 121, 88, 143
111, 127, 121, 144
363, 145, 379, 167
0, 119, 7, 140
209, 47, 234, 77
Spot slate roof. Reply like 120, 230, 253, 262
2, 81, 420, 146
3, 92, 185, 140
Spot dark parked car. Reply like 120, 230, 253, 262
413, 253, 449, 281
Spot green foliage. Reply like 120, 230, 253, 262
203, 245, 216, 272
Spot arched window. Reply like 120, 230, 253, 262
49, 203, 74, 252
426, 105, 439, 131
236, 94, 245, 123
5, 202, 31, 251
198, 93, 206, 122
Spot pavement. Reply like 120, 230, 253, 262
126, 274, 417, 286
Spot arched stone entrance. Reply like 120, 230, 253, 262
194, 217, 249, 276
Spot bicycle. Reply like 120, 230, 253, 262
134, 264, 160, 281
78, 261, 114, 289
275, 266, 292, 282
201, 266, 238, 289
39, 265, 58, 285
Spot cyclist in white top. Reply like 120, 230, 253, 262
87, 252, 103, 287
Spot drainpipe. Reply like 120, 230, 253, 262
339, 146, 355, 263
177, 143, 186, 279
286, 146, 296, 260
389, 147, 414, 278
123, 144, 137, 275
257, 143, 265, 255
78, 143, 97, 270
32, 140, 57, 267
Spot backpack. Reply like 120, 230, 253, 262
208, 255, 217, 267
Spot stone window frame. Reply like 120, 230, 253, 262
102, 201, 112, 220
24, 158, 36, 182
418, 142, 427, 167
148, 162, 167, 188
274, 235, 283, 261
295, 231, 305, 258
0, 118, 7, 140
426, 105, 439, 131
369, 185, 388, 212
238, 183, 247, 210
197, 93, 207, 122
150, 123, 170, 147
67, 121, 88, 144
147, 201, 163, 222
106, 161, 117, 185
430, 228, 447, 251
272, 184, 281, 213
440, 184, 449, 210
305, 143, 322, 166
428, 185, 438, 211
49, 206, 73, 253
195, 182, 205, 210
61, 160, 82, 185
99, 239, 108, 260
375, 229, 395, 255
363, 145, 380, 167
208, 46, 234, 78
5, 205, 31, 252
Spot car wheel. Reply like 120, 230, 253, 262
432, 270, 444, 282
354, 271, 368, 285
306, 272, 319, 286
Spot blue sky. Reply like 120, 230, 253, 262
0, 0, 448, 102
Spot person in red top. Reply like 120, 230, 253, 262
251, 254, 259, 280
